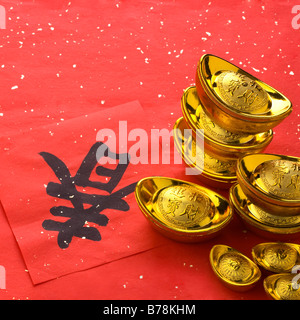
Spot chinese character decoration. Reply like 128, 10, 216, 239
40, 142, 137, 249
226, 75, 263, 107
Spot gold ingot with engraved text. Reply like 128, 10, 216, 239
237, 153, 300, 216
135, 177, 233, 242
181, 86, 273, 160
195, 54, 292, 134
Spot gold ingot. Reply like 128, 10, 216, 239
181, 86, 273, 160
173, 117, 237, 188
209, 244, 261, 291
134, 177, 233, 242
195, 54, 292, 134
252, 242, 300, 273
264, 273, 300, 300
229, 183, 300, 240
237, 153, 300, 216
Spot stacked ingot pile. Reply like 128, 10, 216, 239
174, 54, 300, 299
174, 54, 279, 188
174, 54, 300, 239
135, 54, 299, 299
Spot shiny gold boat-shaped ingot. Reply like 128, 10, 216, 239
237, 153, 300, 216
252, 242, 300, 273
134, 177, 233, 242
195, 54, 292, 134
264, 273, 300, 300
173, 117, 237, 188
209, 244, 261, 291
181, 86, 273, 160
230, 183, 300, 240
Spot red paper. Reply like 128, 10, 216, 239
0, 101, 173, 284
0, 0, 299, 300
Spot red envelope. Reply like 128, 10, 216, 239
0, 100, 175, 284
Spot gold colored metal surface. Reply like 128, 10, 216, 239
209, 244, 261, 291
195, 54, 292, 134
181, 86, 273, 160
173, 117, 237, 188
229, 183, 300, 239
264, 273, 300, 300
237, 153, 300, 216
252, 242, 300, 273
134, 177, 233, 242
215, 71, 269, 114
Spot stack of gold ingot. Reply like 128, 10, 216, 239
135, 54, 299, 299
174, 53, 279, 188
174, 54, 300, 241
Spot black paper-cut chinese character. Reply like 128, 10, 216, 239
40, 142, 137, 249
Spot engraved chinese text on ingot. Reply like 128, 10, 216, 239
186, 87, 251, 144
175, 115, 237, 175
261, 243, 298, 271
214, 70, 270, 113
173, 116, 237, 183
230, 183, 300, 238
182, 87, 273, 153
135, 177, 233, 242
197, 108, 253, 144
255, 160, 300, 200
218, 252, 253, 282
196, 54, 292, 134
189, 135, 237, 175
248, 203, 300, 227
157, 185, 213, 229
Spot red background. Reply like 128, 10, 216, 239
0, 0, 299, 300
